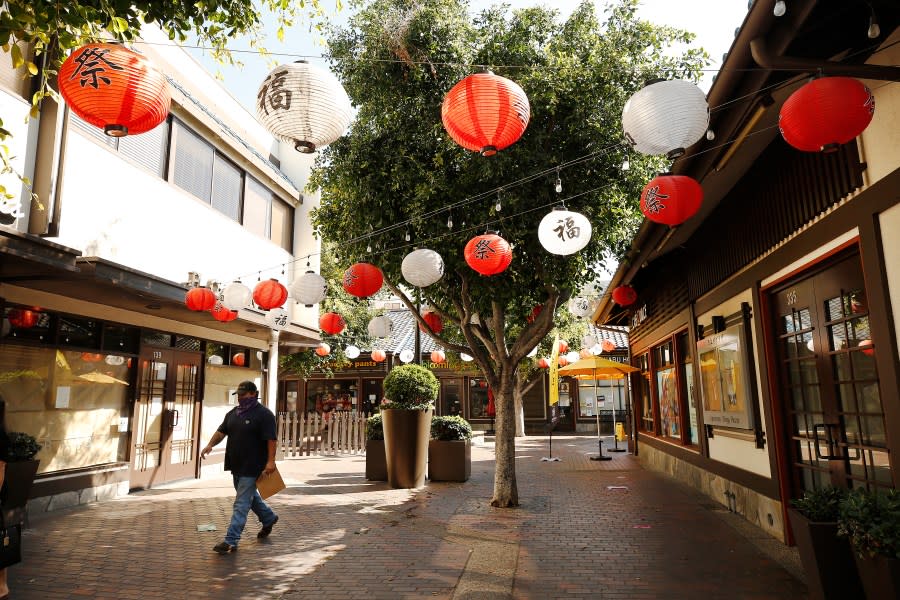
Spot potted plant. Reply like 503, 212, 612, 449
381, 364, 437, 488
838, 487, 900, 600
429, 415, 472, 482
787, 487, 862, 599
365, 413, 387, 481
2, 431, 42, 525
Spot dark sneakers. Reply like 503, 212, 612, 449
257, 515, 279, 539
213, 541, 237, 554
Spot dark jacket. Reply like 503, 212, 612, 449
217, 402, 276, 477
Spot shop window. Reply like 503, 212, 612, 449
0, 345, 130, 473
637, 353, 654, 432
578, 379, 625, 418
678, 331, 699, 445
4, 307, 53, 344
655, 340, 679, 439
441, 379, 462, 416
141, 330, 173, 347
306, 379, 358, 414
102, 324, 140, 354
470, 378, 491, 418
270, 198, 294, 252
281, 380, 299, 413
244, 176, 272, 239
174, 335, 202, 352
59, 315, 101, 349
171, 120, 214, 202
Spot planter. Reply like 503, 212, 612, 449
787, 508, 863, 600
365, 440, 387, 481
853, 554, 900, 600
428, 440, 470, 482
382, 408, 432, 489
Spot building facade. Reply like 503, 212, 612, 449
0, 29, 320, 512
594, 2, 900, 543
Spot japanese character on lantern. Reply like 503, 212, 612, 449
552, 216, 581, 241
258, 69, 292, 116
474, 238, 495, 260
70, 47, 124, 89
642, 185, 668, 215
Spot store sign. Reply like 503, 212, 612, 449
696, 324, 754, 430
631, 304, 648, 328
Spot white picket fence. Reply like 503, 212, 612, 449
276, 411, 367, 457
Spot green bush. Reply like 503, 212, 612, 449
838, 488, 900, 559
431, 415, 472, 441
366, 413, 384, 441
7, 431, 41, 461
382, 364, 438, 410
791, 486, 847, 522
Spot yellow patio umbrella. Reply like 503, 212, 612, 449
77, 371, 130, 385
559, 356, 639, 459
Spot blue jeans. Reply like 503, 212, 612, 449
224, 474, 277, 547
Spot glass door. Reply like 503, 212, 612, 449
772, 252, 892, 496
129, 348, 201, 489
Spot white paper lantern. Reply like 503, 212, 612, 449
538, 207, 592, 255
565, 351, 580, 363
460, 352, 474, 362
222, 281, 252, 311
345, 345, 361, 359
622, 79, 709, 159
400, 349, 414, 363
290, 271, 328, 307
367, 315, 393, 338
590, 343, 603, 355
470, 313, 481, 325
207, 355, 224, 365
104, 355, 126, 366
581, 334, 598, 349
257, 61, 353, 154
569, 297, 596, 319
265, 307, 290, 331
527, 346, 538, 358
401, 248, 444, 288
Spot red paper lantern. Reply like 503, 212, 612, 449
558, 356, 569, 367
580, 348, 592, 359
612, 285, 638, 307
319, 312, 346, 335
185, 287, 216, 312
211, 302, 238, 322
859, 339, 874, 357
527, 305, 542, 323
253, 279, 288, 310
81, 352, 103, 362
430, 350, 446, 364
371, 349, 387, 362
7, 309, 38, 329
342, 262, 383, 299
640, 174, 703, 226
232, 353, 246, 366
779, 77, 875, 152
420, 311, 443, 334
315, 342, 331, 357
442, 71, 530, 156
464, 232, 513, 276
486, 388, 496, 417
601, 339, 616, 353
58, 43, 170, 137
558, 340, 569, 354
537, 357, 550, 369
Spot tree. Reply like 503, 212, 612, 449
0, 0, 329, 202
310, 0, 706, 506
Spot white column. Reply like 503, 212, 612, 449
266, 329, 280, 413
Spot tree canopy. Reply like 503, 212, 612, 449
311, 0, 707, 506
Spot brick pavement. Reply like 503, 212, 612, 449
9, 435, 807, 599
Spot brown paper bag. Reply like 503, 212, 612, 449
256, 465, 286, 499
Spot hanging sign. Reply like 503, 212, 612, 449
549, 331, 561, 405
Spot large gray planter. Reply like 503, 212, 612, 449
365, 440, 387, 481
428, 440, 470, 482
382, 408, 432, 488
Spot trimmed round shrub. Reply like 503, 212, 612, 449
382, 364, 438, 410
431, 415, 473, 441
366, 413, 384, 441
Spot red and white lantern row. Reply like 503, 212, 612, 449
569, 297, 596, 319
319, 312, 346, 335
601, 339, 616, 353
538, 207, 592, 255
343, 262, 383, 299
59, 43, 170, 137
222, 281, 252, 311
401, 248, 444, 288
211, 302, 238, 323
290, 271, 328, 307
371, 348, 387, 362
464, 232, 512, 275
185, 287, 216, 312
779, 77, 875, 153
256, 60, 353, 154
640, 174, 703, 226
265, 307, 290, 331
367, 315, 393, 338
315, 343, 331, 357
611, 285, 638, 307
442, 71, 530, 156
537, 357, 550, 369
430, 350, 446, 364
345, 345, 361, 359
253, 279, 288, 310
622, 79, 709, 159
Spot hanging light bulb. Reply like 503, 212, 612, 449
366, 243, 372, 253
773, 0, 786, 17
867, 13, 880, 39
447, 213, 453, 229
554, 169, 563, 194
495, 190, 502, 212
621, 158, 630, 171
706, 129, 715, 141
405, 229, 411, 242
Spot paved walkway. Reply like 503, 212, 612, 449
10, 436, 807, 599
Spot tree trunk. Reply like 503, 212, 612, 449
491, 372, 519, 507
513, 387, 525, 437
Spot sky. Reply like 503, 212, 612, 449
189, 0, 749, 115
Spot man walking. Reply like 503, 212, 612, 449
201, 380, 279, 554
